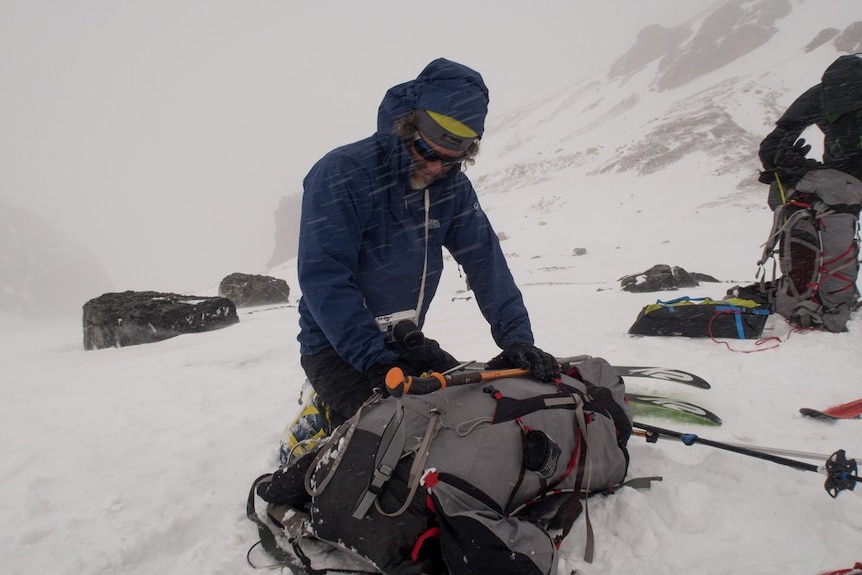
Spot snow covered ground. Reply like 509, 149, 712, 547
3, 157, 862, 575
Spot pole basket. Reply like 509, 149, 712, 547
824, 449, 859, 498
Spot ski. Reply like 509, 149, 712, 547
462, 358, 718, 425
817, 562, 862, 575
626, 393, 722, 426
800, 398, 862, 421
556, 356, 711, 389
614, 366, 711, 390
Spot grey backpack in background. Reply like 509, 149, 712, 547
758, 168, 862, 332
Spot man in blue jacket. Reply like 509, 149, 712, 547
296, 58, 557, 428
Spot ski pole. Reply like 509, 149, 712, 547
632, 430, 862, 465
384, 366, 531, 397
634, 421, 860, 498
713, 441, 861, 465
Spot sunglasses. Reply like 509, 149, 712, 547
411, 135, 465, 168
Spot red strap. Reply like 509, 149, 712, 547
707, 310, 781, 354
422, 469, 439, 489
547, 429, 582, 489
817, 242, 859, 294
410, 527, 441, 562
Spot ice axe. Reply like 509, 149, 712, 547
383, 356, 586, 397
384, 366, 532, 397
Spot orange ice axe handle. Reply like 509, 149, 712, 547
385, 367, 447, 398
385, 366, 532, 397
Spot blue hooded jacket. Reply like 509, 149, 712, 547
297, 58, 534, 373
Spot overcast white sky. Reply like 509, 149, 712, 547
0, 0, 712, 293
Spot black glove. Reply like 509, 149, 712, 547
773, 138, 820, 187
397, 336, 459, 374
485, 342, 559, 382
390, 320, 460, 374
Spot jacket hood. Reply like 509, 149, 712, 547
376, 58, 490, 138
821, 53, 862, 116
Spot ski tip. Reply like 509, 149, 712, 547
816, 562, 862, 575
799, 408, 838, 421
614, 366, 711, 389
626, 393, 723, 426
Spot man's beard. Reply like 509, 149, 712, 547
409, 164, 452, 190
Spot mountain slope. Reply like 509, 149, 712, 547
478, 0, 861, 190
0, 200, 113, 319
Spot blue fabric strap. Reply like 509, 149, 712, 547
715, 305, 745, 339
657, 296, 705, 305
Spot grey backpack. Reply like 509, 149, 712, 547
758, 169, 862, 332
282, 357, 632, 575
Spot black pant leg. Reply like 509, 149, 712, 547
300, 348, 372, 427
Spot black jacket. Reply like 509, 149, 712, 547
760, 55, 862, 182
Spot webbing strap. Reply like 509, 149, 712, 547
711, 305, 770, 339
572, 401, 595, 562
351, 401, 406, 519
375, 408, 443, 517
714, 306, 747, 339
503, 426, 529, 514
305, 392, 383, 497
246, 473, 298, 567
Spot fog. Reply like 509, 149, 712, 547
0, 0, 709, 294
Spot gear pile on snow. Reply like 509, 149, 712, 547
251, 357, 632, 575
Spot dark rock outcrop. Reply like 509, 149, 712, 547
620, 264, 718, 293
218, 273, 290, 307
82, 291, 238, 350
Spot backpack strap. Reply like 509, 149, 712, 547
350, 397, 446, 520
246, 473, 299, 568
758, 204, 808, 267
305, 391, 384, 497
351, 400, 407, 519
552, 395, 593, 561
375, 407, 443, 517
486, 382, 597, 562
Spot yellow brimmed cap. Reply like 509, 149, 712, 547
426, 110, 478, 138
415, 109, 479, 152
